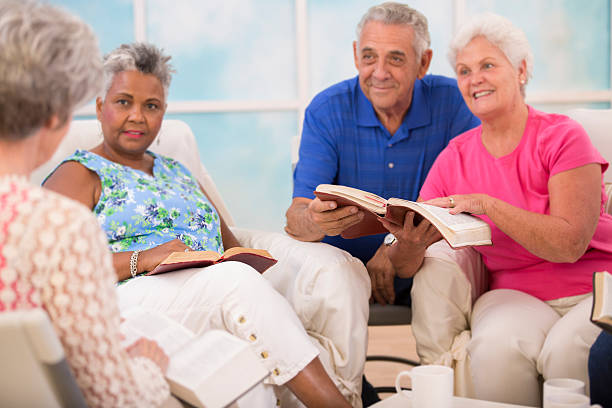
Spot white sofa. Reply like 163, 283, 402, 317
31, 119, 371, 406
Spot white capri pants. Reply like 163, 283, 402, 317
411, 241, 601, 406
117, 262, 319, 407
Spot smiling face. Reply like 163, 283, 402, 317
353, 21, 432, 118
455, 36, 526, 121
96, 70, 166, 159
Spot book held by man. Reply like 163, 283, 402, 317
148, 247, 277, 275
591, 271, 612, 334
120, 307, 269, 408
314, 184, 492, 248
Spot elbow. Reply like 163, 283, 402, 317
551, 238, 590, 263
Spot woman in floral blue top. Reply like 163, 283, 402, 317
44, 43, 350, 408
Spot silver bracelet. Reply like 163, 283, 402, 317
130, 250, 141, 278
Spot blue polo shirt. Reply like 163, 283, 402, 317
293, 75, 479, 265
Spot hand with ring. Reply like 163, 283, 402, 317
423, 193, 491, 215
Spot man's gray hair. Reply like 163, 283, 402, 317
102, 43, 174, 99
0, 0, 102, 140
356, 2, 431, 59
448, 13, 533, 96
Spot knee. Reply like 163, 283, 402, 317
205, 261, 269, 294
469, 326, 520, 364
299, 258, 370, 302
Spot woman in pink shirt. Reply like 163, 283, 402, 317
381, 13, 611, 405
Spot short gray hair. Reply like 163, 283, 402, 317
0, 0, 102, 140
448, 13, 533, 95
102, 43, 174, 99
356, 2, 431, 59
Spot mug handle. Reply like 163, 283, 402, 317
395, 370, 413, 396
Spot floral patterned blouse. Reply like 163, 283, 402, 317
60, 150, 223, 254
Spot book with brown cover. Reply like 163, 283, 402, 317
591, 271, 612, 334
148, 247, 277, 276
314, 184, 492, 248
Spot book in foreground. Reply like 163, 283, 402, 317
120, 307, 269, 408
314, 184, 492, 248
591, 271, 612, 334
148, 247, 277, 275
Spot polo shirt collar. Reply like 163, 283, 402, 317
355, 76, 431, 130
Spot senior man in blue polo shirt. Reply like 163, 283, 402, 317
285, 3, 478, 404
286, 3, 478, 308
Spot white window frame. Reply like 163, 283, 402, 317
75, 0, 612, 126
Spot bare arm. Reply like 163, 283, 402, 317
42, 160, 100, 209
428, 163, 601, 263
285, 196, 364, 242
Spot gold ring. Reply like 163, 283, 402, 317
449, 197, 455, 207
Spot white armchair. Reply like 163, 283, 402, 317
32, 119, 370, 406
0, 309, 87, 407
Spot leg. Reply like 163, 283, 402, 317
410, 241, 486, 396
258, 237, 370, 407
118, 262, 349, 407
469, 289, 559, 406
538, 295, 601, 393
588, 331, 612, 406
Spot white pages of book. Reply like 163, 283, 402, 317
416, 202, 487, 231
120, 307, 268, 408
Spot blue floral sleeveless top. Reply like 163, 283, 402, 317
60, 150, 223, 254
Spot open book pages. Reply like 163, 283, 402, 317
314, 184, 388, 214
120, 307, 268, 408
386, 198, 492, 248
591, 271, 612, 333
314, 184, 492, 247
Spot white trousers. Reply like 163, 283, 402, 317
410, 241, 601, 406
118, 235, 371, 408
234, 229, 372, 408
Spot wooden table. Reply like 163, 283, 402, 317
371, 391, 537, 408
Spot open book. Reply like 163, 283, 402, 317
314, 184, 492, 248
591, 271, 612, 334
148, 247, 277, 275
120, 307, 269, 408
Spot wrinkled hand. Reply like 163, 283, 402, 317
366, 245, 396, 305
307, 197, 364, 236
125, 337, 169, 374
379, 211, 442, 277
140, 239, 191, 272
424, 194, 490, 215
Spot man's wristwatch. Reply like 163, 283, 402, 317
383, 233, 397, 246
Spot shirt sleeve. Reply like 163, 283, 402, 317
36, 199, 169, 407
539, 117, 608, 177
292, 101, 340, 199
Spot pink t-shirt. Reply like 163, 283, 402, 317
420, 106, 612, 300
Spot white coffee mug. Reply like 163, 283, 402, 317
395, 365, 453, 408
544, 392, 592, 408
543, 378, 586, 406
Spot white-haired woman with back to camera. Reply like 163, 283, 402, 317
380, 13, 612, 406
0, 1, 174, 406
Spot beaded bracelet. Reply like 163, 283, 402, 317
130, 250, 141, 278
